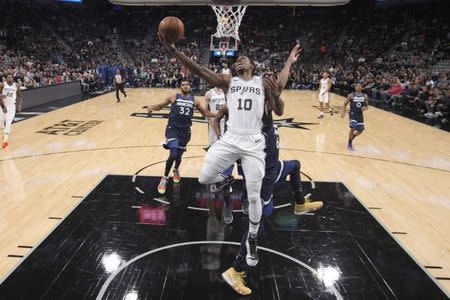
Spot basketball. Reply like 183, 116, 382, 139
158, 16, 184, 44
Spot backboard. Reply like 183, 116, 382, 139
109, 0, 351, 6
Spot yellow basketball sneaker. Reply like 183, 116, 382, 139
173, 169, 181, 183
222, 267, 251, 295
294, 198, 323, 215
158, 176, 169, 194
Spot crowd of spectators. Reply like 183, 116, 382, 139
0, 1, 448, 128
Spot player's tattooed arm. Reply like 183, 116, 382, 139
264, 73, 284, 116
195, 98, 215, 118
213, 105, 228, 139
158, 33, 230, 91
341, 94, 352, 118
147, 94, 173, 113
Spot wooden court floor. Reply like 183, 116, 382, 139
1, 88, 449, 293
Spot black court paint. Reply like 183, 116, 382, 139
0, 176, 447, 299
36, 120, 103, 136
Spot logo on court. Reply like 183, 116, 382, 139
37, 120, 103, 135
132, 107, 317, 130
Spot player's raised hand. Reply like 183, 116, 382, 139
263, 73, 280, 98
287, 44, 302, 64
158, 32, 175, 51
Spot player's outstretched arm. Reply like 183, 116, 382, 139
341, 94, 352, 118
213, 105, 228, 140
159, 33, 230, 91
195, 98, 215, 118
147, 94, 173, 113
278, 44, 302, 91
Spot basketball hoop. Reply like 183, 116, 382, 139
211, 3, 247, 40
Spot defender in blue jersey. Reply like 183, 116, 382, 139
231, 158, 323, 294
341, 83, 369, 151
147, 80, 215, 194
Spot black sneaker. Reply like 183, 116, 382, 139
224, 203, 233, 224
210, 176, 234, 192
245, 233, 258, 266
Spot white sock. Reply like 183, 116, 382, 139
249, 220, 260, 235
3, 133, 8, 142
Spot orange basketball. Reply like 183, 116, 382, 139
158, 16, 185, 44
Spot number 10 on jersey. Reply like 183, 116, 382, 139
237, 98, 252, 111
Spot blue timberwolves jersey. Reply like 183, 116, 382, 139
262, 110, 280, 168
168, 93, 195, 128
350, 92, 366, 121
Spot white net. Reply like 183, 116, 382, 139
211, 5, 248, 40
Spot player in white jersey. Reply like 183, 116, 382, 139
204, 86, 234, 224
221, 63, 231, 76
318, 71, 333, 118
205, 87, 227, 145
159, 33, 280, 270
0, 74, 23, 149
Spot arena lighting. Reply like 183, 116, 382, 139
124, 291, 139, 300
316, 264, 341, 288
109, 0, 351, 6
101, 253, 123, 273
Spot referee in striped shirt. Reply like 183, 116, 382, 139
114, 69, 127, 102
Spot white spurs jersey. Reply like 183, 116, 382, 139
207, 88, 226, 113
226, 75, 265, 135
207, 88, 227, 144
320, 78, 330, 94
2, 82, 18, 106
